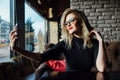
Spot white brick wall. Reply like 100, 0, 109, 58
71, 0, 120, 41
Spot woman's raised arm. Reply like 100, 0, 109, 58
90, 30, 107, 72
9, 27, 41, 63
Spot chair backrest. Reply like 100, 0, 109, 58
106, 41, 120, 72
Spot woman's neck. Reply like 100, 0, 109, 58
73, 34, 82, 38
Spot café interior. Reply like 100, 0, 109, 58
0, 0, 120, 80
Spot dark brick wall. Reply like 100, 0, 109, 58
71, 0, 120, 42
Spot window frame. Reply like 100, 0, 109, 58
10, 0, 25, 63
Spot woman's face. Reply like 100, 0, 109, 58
65, 13, 81, 35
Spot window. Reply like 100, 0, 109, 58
0, 0, 47, 63
25, 3, 47, 53
0, 0, 11, 63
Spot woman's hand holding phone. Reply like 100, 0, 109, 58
9, 26, 18, 50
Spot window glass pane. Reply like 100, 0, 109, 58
0, 0, 11, 63
25, 3, 46, 53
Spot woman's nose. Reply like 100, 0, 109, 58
67, 22, 71, 27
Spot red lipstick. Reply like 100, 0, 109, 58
68, 27, 73, 30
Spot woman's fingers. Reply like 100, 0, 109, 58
9, 30, 15, 39
9, 27, 18, 50
90, 30, 100, 36
10, 31, 17, 41
10, 32, 17, 42
9, 27, 18, 38
90, 30, 97, 34
90, 30, 96, 37
90, 30, 103, 41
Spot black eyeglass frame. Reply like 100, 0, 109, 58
64, 18, 78, 26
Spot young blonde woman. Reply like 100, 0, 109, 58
10, 8, 107, 73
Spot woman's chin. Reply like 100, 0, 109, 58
69, 32, 73, 35
68, 31, 74, 34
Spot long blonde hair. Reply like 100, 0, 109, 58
60, 8, 93, 49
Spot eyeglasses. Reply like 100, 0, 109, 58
64, 18, 77, 26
